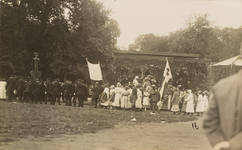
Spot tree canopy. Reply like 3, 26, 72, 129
127, 14, 242, 90
0, 0, 120, 82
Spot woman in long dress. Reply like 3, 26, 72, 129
185, 89, 194, 115
203, 91, 209, 111
142, 90, 150, 111
108, 85, 115, 109
113, 82, 122, 109
121, 86, 130, 110
100, 85, 109, 108
171, 87, 180, 115
135, 84, 143, 111
181, 90, 188, 114
196, 91, 204, 116
0, 80, 7, 99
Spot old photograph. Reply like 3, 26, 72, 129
0, 0, 242, 149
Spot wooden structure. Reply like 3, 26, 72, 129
113, 50, 199, 76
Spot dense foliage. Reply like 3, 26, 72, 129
0, 0, 120, 82
127, 14, 242, 90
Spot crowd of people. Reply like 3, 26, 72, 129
3, 76, 89, 107
1, 75, 211, 115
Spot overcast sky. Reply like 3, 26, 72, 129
97, 0, 242, 49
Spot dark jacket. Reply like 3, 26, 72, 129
45, 81, 53, 94
16, 79, 25, 91
75, 83, 87, 96
91, 86, 101, 99
33, 82, 44, 95
24, 81, 34, 93
63, 83, 73, 97
6, 77, 17, 91
52, 81, 61, 95
150, 90, 160, 102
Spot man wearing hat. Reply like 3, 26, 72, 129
15, 76, 26, 103
73, 79, 87, 107
52, 78, 62, 105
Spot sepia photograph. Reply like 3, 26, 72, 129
0, 0, 242, 150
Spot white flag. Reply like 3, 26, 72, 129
159, 58, 172, 98
86, 59, 103, 81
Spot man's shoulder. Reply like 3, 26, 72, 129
213, 70, 242, 90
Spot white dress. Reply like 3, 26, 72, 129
127, 89, 132, 108
113, 87, 122, 107
0, 81, 7, 99
100, 88, 110, 106
185, 93, 194, 113
135, 88, 143, 109
203, 95, 209, 111
196, 94, 205, 112
142, 91, 150, 106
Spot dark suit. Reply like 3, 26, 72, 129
24, 81, 34, 103
15, 79, 25, 102
6, 77, 17, 101
62, 83, 73, 106
91, 86, 101, 108
33, 82, 44, 103
52, 81, 61, 105
74, 83, 87, 107
45, 81, 53, 104
150, 90, 160, 113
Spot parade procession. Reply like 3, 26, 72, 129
1, 0, 242, 150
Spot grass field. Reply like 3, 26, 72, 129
0, 100, 197, 142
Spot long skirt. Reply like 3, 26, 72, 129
181, 102, 187, 112
186, 100, 194, 113
142, 97, 150, 107
121, 96, 129, 108
135, 97, 142, 109
196, 101, 205, 112
113, 93, 121, 107
171, 104, 180, 112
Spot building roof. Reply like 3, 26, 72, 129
113, 50, 199, 58
212, 55, 242, 66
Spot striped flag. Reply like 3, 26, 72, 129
159, 58, 172, 98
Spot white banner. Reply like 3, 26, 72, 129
86, 59, 103, 81
159, 58, 172, 98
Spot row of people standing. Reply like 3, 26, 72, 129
171, 87, 210, 116
98, 82, 161, 114
5, 76, 88, 106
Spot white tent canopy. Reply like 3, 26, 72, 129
212, 55, 242, 67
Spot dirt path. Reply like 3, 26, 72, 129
0, 118, 211, 150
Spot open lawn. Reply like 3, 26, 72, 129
0, 100, 197, 143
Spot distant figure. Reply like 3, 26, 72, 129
195, 90, 204, 116
15, 76, 26, 103
0, 79, 7, 99
185, 89, 194, 115
6, 76, 17, 101
52, 78, 62, 105
91, 82, 101, 108
74, 79, 87, 107
203, 70, 242, 150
